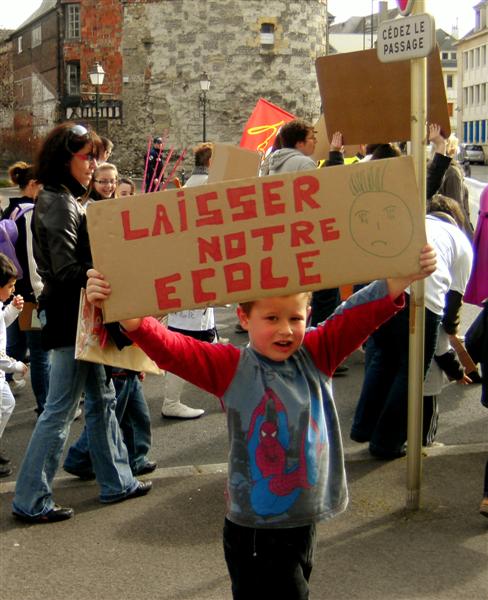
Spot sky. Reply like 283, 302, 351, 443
0, 0, 478, 38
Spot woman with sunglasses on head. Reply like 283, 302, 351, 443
12, 123, 151, 524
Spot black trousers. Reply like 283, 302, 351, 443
223, 518, 316, 600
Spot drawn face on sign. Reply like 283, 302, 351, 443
349, 191, 413, 258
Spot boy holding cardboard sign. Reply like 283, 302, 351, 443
85, 244, 436, 599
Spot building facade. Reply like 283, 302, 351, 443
437, 29, 459, 136
1, 0, 328, 174
456, 0, 488, 153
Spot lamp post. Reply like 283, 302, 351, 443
199, 71, 210, 142
89, 62, 105, 132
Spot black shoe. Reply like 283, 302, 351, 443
0, 451, 10, 465
350, 431, 369, 443
112, 480, 153, 504
13, 504, 74, 524
369, 444, 406, 460
132, 461, 157, 476
0, 464, 12, 478
63, 466, 96, 481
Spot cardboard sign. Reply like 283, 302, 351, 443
207, 143, 261, 184
315, 47, 450, 144
86, 156, 426, 323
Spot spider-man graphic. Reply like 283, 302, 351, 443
247, 388, 324, 516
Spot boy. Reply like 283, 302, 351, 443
86, 245, 436, 599
0, 253, 27, 477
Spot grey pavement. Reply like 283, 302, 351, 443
1, 305, 487, 600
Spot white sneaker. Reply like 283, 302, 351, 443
161, 402, 204, 419
9, 379, 26, 394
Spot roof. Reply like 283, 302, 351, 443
329, 8, 400, 34
329, 33, 376, 53
15, 0, 57, 32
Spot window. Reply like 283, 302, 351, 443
464, 87, 468, 105
442, 51, 448, 60
446, 74, 453, 88
483, 45, 487, 66
483, 84, 487, 104
463, 51, 468, 69
476, 47, 480, 67
260, 22, 275, 45
450, 52, 456, 60
447, 102, 453, 117
469, 86, 474, 105
17, 36, 22, 54
32, 25, 41, 48
476, 85, 480, 104
65, 4, 80, 39
66, 62, 80, 96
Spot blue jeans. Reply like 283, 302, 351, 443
6, 320, 51, 413
64, 371, 152, 474
351, 302, 441, 455
13, 347, 138, 517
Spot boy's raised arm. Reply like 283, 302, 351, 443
386, 243, 436, 300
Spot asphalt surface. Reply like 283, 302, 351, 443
1, 304, 487, 600
0, 169, 487, 599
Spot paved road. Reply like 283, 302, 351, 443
1, 304, 487, 600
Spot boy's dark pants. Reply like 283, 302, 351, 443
223, 518, 316, 600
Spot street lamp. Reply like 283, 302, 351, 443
89, 62, 105, 132
199, 71, 210, 142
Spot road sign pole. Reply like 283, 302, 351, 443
406, 0, 427, 511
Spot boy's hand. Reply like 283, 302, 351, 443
86, 268, 111, 308
387, 244, 437, 299
86, 268, 142, 332
408, 243, 437, 281
12, 294, 24, 311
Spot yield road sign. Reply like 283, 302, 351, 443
377, 13, 436, 63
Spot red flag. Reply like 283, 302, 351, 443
240, 98, 295, 155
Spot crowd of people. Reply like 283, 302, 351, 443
0, 117, 486, 599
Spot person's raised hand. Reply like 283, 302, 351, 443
330, 131, 344, 152
428, 123, 446, 155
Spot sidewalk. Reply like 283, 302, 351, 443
1, 446, 487, 600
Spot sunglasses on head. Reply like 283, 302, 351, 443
69, 124, 89, 137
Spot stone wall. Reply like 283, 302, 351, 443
110, 0, 327, 176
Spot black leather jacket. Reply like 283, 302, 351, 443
32, 177, 92, 349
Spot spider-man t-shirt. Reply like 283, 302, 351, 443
128, 280, 403, 528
